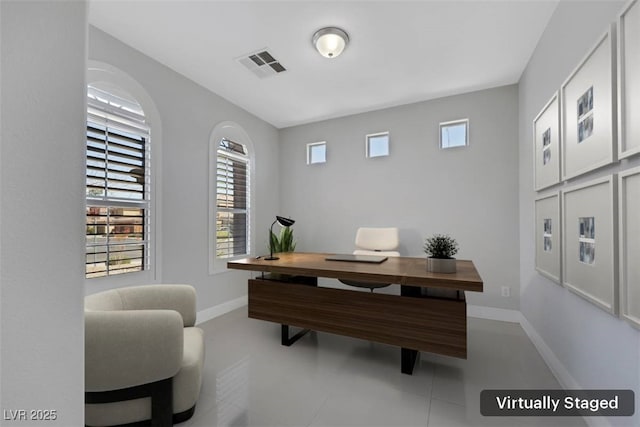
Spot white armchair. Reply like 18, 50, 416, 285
85, 284, 204, 426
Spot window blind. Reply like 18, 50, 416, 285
216, 139, 249, 259
86, 85, 151, 278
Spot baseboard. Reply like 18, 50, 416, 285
467, 304, 521, 323
519, 315, 610, 427
518, 314, 580, 389
470, 305, 610, 426
196, 295, 247, 325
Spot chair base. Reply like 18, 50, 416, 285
339, 279, 391, 291
86, 377, 197, 426
84, 406, 196, 427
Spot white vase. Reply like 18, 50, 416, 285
427, 257, 457, 274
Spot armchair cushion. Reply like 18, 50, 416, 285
85, 309, 184, 392
173, 327, 204, 413
85, 284, 197, 327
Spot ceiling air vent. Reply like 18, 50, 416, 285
237, 49, 287, 79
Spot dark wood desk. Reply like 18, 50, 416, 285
227, 252, 483, 374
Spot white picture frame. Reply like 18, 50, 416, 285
619, 167, 640, 329
562, 175, 617, 315
561, 26, 616, 181
533, 92, 561, 191
535, 192, 561, 284
618, 0, 640, 159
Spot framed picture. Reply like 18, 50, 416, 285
561, 26, 616, 181
533, 93, 561, 191
619, 167, 640, 328
618, 0, 640, 159
562, 175, 617, 315
535, 192, 561, 283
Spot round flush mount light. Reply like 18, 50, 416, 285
312, 27, 349, 58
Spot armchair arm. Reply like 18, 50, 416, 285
116, 284, 197, 327
85, 309, 184, 392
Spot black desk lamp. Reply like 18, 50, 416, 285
265, 215, 295, 260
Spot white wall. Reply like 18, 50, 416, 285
279, 85, 520, 309
87, 27, 280, 312
518, 2, 640, 426
0, 1, 87, 425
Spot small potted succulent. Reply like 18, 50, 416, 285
424, 234, 459, 273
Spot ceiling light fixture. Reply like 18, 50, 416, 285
312, 27, 349, 59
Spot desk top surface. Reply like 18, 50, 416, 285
227, 252, 483, 292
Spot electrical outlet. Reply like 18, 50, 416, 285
501, 286, 510, 297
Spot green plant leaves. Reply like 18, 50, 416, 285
424, 234, 458, 259
269, 226, 296, 253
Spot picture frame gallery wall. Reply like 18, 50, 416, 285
562, 176, 617, 315
619, 167, 640, 328
533, 93, 561, 191
560, 26, 616, 181
535, 193, 561, 284
618, 0, 640, 159
533, 0, 640, 328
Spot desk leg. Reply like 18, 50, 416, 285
281, 324, 311, 346
400, 285, 422, 375
401, 348, 419, 375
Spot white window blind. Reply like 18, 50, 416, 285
216, 139, 250, 259
86, 85, 151, 278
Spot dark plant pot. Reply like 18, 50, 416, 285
427, 257, 457, 274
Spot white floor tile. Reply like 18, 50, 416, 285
427, 399, 473, 427
187, 309, 587, 427
310, 385, 429, 427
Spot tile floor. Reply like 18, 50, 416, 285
182, 307, 588, 427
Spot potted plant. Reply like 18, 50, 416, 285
424, 234, 459, 273
269, 226, 296, 254
267, 226, 312, 283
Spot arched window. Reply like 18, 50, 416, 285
215, 138, 250, 259
209, 121, 255, 272
85, 84, 151, 278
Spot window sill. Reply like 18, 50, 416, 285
209, 255, 252, 276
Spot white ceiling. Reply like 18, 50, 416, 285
88, 0, 559, 129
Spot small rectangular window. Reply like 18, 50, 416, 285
307, 142, 327, 164
440, 119, 469, 149
366, 132, 390, 158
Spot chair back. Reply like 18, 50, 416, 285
354, 227, 399, 254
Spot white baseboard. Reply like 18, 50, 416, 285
518, 314, 580, 390
470, 305, 610, 427
196, 295, 247, 325
519, 315, 611, 427
467, 304, 521, 323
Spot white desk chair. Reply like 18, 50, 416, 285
340, 227, 400, 292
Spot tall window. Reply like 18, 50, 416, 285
86, 85, 151, 278
216, 139, 250, 259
